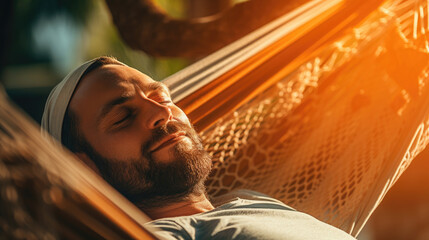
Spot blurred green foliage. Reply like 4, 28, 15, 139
3, 0, 189, 122
154, 0, 186, 18
7, 0, 94, 66
5, 0, 189, 80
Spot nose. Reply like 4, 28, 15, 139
145, 99, 173, 129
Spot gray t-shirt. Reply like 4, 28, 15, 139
146, 190, 356, 240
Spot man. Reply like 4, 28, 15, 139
42, 56, 355, 239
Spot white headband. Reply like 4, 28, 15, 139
41, 59, 97, 143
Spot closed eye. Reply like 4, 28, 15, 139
114, 114, 130, 125
151, 94, 172, 105
159, 100, 172, 104
112, 110, 135, 127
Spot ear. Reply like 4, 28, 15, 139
75, 152, 102, 175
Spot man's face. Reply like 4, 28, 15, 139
69, 64, 212, 203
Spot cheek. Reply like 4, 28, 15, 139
93, 130, 144, 160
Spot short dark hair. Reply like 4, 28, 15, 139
61, 56, 123, 152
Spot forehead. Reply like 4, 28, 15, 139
69, 64, 168, 113
73, 64, 166, 98
81, 64, 163, 92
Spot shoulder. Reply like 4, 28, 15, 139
146, 218, 194, 240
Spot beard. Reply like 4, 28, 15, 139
80, 121, 212, 207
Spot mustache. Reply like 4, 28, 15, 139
142, 121, 196, 156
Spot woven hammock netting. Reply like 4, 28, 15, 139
201, 0, 429, 235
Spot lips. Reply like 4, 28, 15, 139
149, 131, 186, 153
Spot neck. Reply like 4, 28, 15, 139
141, 192, 214, 220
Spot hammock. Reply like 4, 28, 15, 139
167, 0, 429, 236
1, 0, 429, 238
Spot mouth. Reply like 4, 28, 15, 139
149, 131, 187, 153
